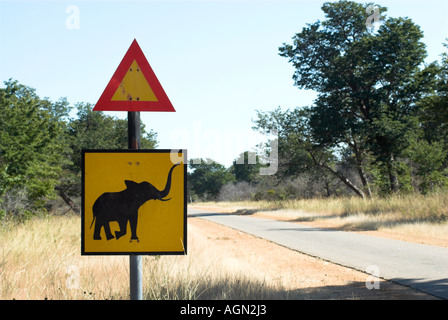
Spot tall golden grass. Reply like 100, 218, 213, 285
1, 192, 446, 299
201, 192, 448, 220
195, 192, 448, 243
0, 215, 291, 300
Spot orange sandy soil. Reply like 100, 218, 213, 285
189, 205, 441, 300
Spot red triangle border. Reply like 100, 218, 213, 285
93, 39, 175, 112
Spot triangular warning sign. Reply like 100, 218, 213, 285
94, 39, 175, 112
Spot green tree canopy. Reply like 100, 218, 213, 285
230, 151, 262, 183
67, 103, 158, 174
0, 79, 70, 206
1, 79, 159, 218
188, 158, 235, 201
278, 0, 437, 194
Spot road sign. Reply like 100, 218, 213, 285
93, 39, 175, 112
81, 149, 186, 255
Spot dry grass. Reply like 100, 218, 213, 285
0, 215, 127, 299
0, 214, 290, 300
194, 192, 448, 245
1, 198, 442, 300
198, 192, 448, 219
2, 193, 446, 299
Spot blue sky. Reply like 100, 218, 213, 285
1, 0, 447, 167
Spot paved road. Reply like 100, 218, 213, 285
188, 208, 448, 299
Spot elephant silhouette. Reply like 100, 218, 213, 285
90, 162, 180, 242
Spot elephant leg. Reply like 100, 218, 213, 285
103, 222, 115, 240
93, 220, 102, 240
129, 213, 139, 242
115, 219, 128, 240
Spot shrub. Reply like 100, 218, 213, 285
218, 182, 256, 202
0, 187, 39, 223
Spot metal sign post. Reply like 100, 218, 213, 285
130, 255, 143, 300
128, 111, 143, 300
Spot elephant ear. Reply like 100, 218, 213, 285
124, 180, 139, 189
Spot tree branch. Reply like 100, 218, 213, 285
54, 185, 80, 214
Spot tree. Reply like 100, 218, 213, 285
418, 42, 448, 148
188, 158, 235, 201
279, 0, 434, 194
230, 151, 262, 183
0, 80, 160, 218
254, 107, 367, 198
67, 103, 158, 174
407, 140, 448, 194
0, 79, 70, 210
410, 46, 448, 193
53, 102, 159, 208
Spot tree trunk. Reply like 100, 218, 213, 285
322, 164, 366, 198
387, 155, 399, 193
54, 185, 80, 214
355, 159, 372, 198
351, 140, 372, 197
308, 152, 365, 198
356, 166, 371, 197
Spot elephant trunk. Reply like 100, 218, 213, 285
159, 162, 180, 200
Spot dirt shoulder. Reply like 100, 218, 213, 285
189, 205, 440, 300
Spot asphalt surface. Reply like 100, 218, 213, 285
188, 208, 448, 299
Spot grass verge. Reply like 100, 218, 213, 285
192, 192, 448, 246
0, 215, 291, 300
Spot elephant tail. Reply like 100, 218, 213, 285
90, 215, 96, 229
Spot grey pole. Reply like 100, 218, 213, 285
128, 111, 141, 150
128, 111, 143, 300
130, 255, 143, 300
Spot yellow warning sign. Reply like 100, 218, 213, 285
111, 60, 158, 102
81, 150, 187, 255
